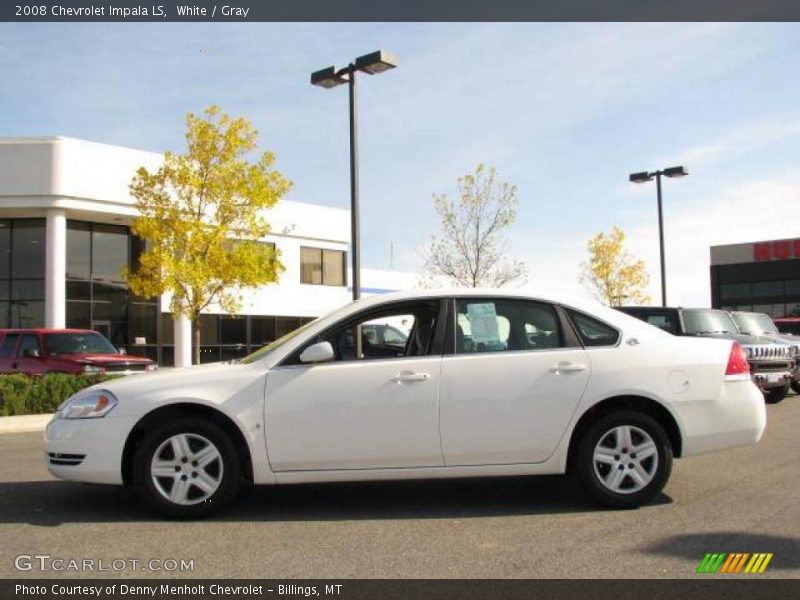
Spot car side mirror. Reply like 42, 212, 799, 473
23, 348, 40, 358
299, 341, 335, 364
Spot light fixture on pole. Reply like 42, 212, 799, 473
629, 165, 689, 307
311, 50, 398, 302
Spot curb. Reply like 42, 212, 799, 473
0, 413, 53, 434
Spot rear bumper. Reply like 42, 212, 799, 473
676, 379, 766, 457
44, 415, 137, 485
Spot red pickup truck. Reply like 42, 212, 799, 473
0, 329, 156, 375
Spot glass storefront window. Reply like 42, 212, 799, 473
752, 281, 784, 299
10, 301, 45, 328
251, 316, 276, 346
9, 280, 43, 301
128, 303, 158, 345
161, 314, 175, 345
11, 220, 45, 280
91, 224, 129, 283
66, 221, 91, 280
0, 221, 10, 279
720, 282, 752, 301
0, 220, 45, 328
220, 315, 246, 345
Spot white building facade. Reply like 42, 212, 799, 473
0, 137, 416, 366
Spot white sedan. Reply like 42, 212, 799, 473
45, 290, 766, 518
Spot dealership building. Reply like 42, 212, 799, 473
0, 137, 414, 366
710, 237, 800, 318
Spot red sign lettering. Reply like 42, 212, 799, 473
773, 240, 792, 260
753, 243, 772, 261
752, 239, 800, 261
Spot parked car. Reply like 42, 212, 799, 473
730, 311, 800, 394
774, 317, 800, 336
46, 290, 766, 518
617, 307, 794, 404
0, 329, 156, 376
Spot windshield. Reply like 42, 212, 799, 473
240, 319, 319, 364
44, 332, 118, 355
732, 312, 778, 336
682, 309, 738, 335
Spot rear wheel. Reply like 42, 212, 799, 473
576, 411, 673, 509
764, 384, 789, 404
132, 417, 242, 518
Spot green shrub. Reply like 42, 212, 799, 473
0, 373, 110, 416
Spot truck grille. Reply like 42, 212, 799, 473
744, 345, 792, 360
98, 362, 149, 373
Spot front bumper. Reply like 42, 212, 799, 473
749, 361, 793, 390
677, 379, 766, 457
44, 415, 138, 485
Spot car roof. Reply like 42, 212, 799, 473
0, 328, 100, 334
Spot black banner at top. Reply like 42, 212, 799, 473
2, 0, 800, 22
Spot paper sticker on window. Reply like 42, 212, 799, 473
467, 303, 501, 345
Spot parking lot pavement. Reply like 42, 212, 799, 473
1, 396, 798, 580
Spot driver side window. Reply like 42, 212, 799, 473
303, 301, 441, 363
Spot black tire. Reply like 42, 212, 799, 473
764, 384, 789, 404
790, 381, 800, 395
132, 416, 242, 518
576, 410, 673, 509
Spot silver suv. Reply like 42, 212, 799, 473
731, 311, 800, 395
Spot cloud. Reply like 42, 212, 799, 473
625, 178, 800, 307
659, 118, 800, 167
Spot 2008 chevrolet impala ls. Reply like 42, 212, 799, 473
45, 290, 766, 518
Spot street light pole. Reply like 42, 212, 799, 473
629, 165, 689, 308
347, 64, 361, 301
655, 171, 666, 307
310, 50, 398, 302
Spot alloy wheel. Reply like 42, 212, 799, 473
592, 425, 659, 494
150, 433, 224, 505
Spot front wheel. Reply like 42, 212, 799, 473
132, 417, 242, 518
576, 411, 673, 509
764, 384, 789, 404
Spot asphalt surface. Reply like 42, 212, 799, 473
1, 395, 798, 579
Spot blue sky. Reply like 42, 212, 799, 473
1, 22, 799, 305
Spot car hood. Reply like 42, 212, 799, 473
69, 353, 152, 364
695, 332, 783, 347
95, 360, 267, 416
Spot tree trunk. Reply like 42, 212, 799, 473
192, 318, 201, 365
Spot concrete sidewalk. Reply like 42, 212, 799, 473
0, 413, 52, 434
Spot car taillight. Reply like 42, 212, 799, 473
725, 341, 750, 377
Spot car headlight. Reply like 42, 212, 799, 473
56, 390, 118, 419
82, 364, 104, 375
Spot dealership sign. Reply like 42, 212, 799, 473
753, 239, 800, 261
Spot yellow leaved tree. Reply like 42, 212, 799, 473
580, 226, 651, 306
126, 106, 291, 364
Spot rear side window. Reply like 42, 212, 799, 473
0, 334, 19, 357
455, 299, 563, 354
568, 311, 620, 347
18, 334, 40, 357
643, 313, 680, 334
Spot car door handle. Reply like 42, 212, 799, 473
550, 362, 587, 374
391, 371, 430, 383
